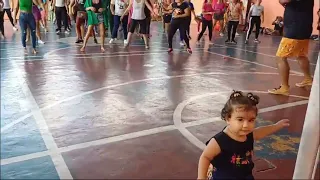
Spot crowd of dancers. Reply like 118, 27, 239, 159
0, 0, 271, 54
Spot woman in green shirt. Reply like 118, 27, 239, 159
80, 0, 108, 52
14, 0, 44, 54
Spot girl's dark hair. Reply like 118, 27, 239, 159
221, 90, 260, 121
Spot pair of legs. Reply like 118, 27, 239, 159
40, 3, 49, 32
245, 16, 261, 43
126, 19, 149, 48
168, 19, 191, 53
111, 15, 128, 41
226, 21, 239, 43
28, 5, 44, 43
75, 11, 86, 43
213, 14, 224, 35
269, 38, 313, 95
81, 20, 106, 52
19, 12, 37, 54
55, 6, 69, 33
197, 19, 213, 42
3, 8, 17, 30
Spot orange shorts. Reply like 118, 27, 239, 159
276, 37, 309, 58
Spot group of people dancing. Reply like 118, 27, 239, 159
1, 0, 269, 55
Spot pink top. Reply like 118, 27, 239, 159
202, 3, 214, 21
213, 3, 225, 15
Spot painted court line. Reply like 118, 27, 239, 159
10, 61, 73, 179
0, 72, 303, 134
204, 51, 303, 75
13, 52, 173, 62
213, 43, 317, 66
0, 98, 308, 166
2, 49, 169, 60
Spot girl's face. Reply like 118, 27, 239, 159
226, 105, 257, 136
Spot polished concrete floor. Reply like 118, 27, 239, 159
1, 20, 319, 179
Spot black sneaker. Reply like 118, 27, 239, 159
225, 39, 231, 44
56, 29, 61, 34
231, 40, 237, 44
75, 39, 83, 44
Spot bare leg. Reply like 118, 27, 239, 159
268, 56, 290, 95
80, 25, 85, 40
142, 34, 149, 49
99, 23, 105, 52
276, 57, 290, 88
81, 25, 94, 52
295, 56, 313, 87
36, 21, 41, 40
219, 20, 224, 35
125, 32, 133, 47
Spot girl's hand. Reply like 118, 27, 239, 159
120, 15, 124, 21
276, 119, 290, 128
91, 7, 96, 11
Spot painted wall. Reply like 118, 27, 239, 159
192, 0, 320, 35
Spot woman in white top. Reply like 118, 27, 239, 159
120, 0, 154, 49
109, 0, 129, 44
245, 0, 264, 44
2, 0, 18, 31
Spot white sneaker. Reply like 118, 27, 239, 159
13, 27, 18, 31
220, 33, 224, 36
124, 41, 129, 47
236, 32, 240, 36
123, 39, 127, 44
179, 41, 184, 46
314, 37, 319, 41
109, 38, 115, 44
38, 39, 45, 44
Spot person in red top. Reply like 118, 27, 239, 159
196, 0, 214, 44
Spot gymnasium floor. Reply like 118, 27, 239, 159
1, 21, 319, 179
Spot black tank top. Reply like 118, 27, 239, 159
206, 129, 254, 179
92, 0, 102, 13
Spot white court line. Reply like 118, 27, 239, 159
0, 72, 304, 134
204, 50, 303, 75
172, 90, 309, 151
10, 60, 73, 178
11, 52, 174, 62
1, 49, 169, 60
10, 47, 214, 62
0, 97, 308, 166
212, 43, 317, 66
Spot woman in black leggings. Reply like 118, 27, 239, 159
196, 0, 213, 45
167, 0, 191, 54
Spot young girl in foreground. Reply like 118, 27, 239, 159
197, 90, 290, 180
